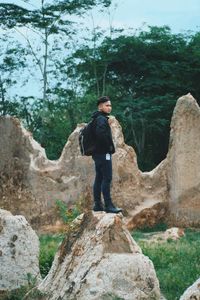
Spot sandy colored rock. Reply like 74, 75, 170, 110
144, 227, 185, 244
126, 93, 200, 228
180, 277, 200, 300
0, 115, 168, 230
0, 209, 40, 294
1, 93, 200, 229
166, 93, 200, 226
124, 158, 169, 229
0, 117, 94, 229
27, 211, 160, 300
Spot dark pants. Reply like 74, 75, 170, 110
92, 154, 112, 206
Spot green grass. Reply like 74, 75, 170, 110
39, 233, 64, 278
132, 228, 200, 300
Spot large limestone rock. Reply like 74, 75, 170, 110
0, 209, 40, 294
30, 212, 160, 300
180, 277, 200, 300
125, 158, 168, 229
126, 93, 200, 228
0, 117, 94, 229
1, 93, 200, 229
0, 114, 168, 230
166, 94, 200, 226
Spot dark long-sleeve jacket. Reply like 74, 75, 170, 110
91, 111, 115, 154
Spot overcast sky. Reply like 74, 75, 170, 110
2, 0, 199, 98
110, 0, 200, 33
3, 0, 199, 33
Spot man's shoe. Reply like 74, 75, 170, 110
93, 203, 104, 212
105, 205, 122, 213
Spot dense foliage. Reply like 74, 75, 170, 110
72, 26, 200, 170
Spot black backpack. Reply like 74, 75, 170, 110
79, 119, 96, 156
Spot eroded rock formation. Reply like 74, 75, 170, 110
0, 112, 168, 230
28, 212, 160, 300
166, 94, 200, 226
0, 117, 94, 229
1, 93, 200, 229
0, 209, 40, 294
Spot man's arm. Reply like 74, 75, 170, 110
95, 116, 110, 147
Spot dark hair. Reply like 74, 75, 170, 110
97, 96, 110, 106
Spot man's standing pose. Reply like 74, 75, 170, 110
91, 96, 122, 213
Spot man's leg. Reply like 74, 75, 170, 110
92, 156, 104, 211
101, 156, 122, 213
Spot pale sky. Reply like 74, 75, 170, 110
110, 0, 199, 33
2, 0, 200, 33
1, 0, 199, 98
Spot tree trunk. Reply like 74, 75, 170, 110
42, 0, 48, 103
0, 76, 6, 115
43, 27, 48, 103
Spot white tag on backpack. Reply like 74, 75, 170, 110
106, 154, 111, 160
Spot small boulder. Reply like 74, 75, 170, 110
0, 209, 41, 294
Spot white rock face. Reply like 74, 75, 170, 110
166, 93, 200, 226
35, 212, 160, 300
0, 209, 41, 292
180, 277, 200, 300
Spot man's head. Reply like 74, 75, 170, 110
97, 96, 112, 114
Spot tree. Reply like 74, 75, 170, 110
71, 26, 200, 170
0, 34, 27, 116
0, 0, 112, 103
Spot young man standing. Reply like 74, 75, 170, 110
91, 96, 122, 213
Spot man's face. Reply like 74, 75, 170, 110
99, 100, 112, 114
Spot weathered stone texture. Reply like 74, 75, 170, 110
180, 277, 200, 300
32, 212, 160, 300
0, 209, 40, 293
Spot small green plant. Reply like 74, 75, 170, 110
55, 199, 80, 224
39, 234, 64, 278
